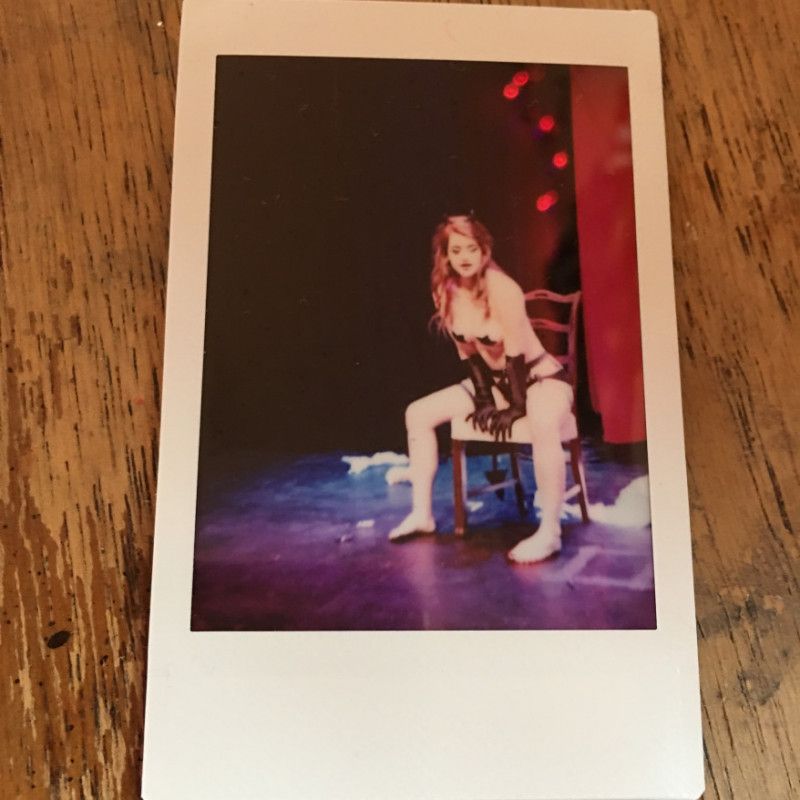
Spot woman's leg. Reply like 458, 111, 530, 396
508, 380, 573, 563
389, 384, 474, 540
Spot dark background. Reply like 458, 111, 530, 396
200, 56, 581, 458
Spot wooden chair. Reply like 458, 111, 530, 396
450, 289, 590, 535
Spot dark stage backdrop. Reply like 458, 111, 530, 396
200, 56, 580, 458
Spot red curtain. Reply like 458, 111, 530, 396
570, 66, 647, 444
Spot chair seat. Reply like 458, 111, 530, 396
451, 383, 578, 444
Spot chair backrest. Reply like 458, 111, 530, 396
523, 289, 582, 392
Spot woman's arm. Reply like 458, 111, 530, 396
485, 269, 533, 440
486, 269, 534, 356
450, 336, 496, 432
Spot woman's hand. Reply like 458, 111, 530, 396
466, 403, 495, 433
487, 407, 526, 442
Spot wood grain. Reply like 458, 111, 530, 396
1, 0, 797, 797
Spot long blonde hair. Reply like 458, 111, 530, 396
430, 214, 495, 332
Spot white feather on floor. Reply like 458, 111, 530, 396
561, 476, 651, 528
342, 451, 409, 475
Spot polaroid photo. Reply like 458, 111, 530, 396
142, 1, 704, 798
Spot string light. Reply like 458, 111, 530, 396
552, 151, 569, 169
536, 191, 559, 212
512, 70, 529, 87
503, 83, 520, 100
538, 115, 556, 133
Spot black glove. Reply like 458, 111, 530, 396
488, 354, 528, 442
464, 355, 496, 433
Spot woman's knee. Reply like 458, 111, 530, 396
526, 395, 568, 442
527, 411, 562, 443
526, 384, 571, 440
405, 385, 470, 431
405, 397, 433, 431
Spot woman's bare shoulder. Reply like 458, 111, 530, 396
485, 266, 524, 302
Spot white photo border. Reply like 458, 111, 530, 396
143, 2, 703, 798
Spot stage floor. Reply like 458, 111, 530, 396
192, 444, 656, 630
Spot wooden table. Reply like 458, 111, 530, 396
1, 1, 797, 797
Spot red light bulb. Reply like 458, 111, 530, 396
552, 151, 569, 169
538, 115, 556, 133
503, 83, 520, 100
536, 191, 559, 212
512, 70, 529, 87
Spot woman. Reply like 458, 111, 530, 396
389, 214, 573, 564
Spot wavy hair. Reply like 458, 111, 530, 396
430, 214, 495, 332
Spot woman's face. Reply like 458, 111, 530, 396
447, 231, 485, 281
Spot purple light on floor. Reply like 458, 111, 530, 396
191, 447, 655, 632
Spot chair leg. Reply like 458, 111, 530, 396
569, 438, 590, 523
452, 439, 467, 535
509, 448, 527, 519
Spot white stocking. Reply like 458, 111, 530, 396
508, 380, 573, 563
389, 384, 473, 540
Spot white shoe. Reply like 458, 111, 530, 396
508, 524, 562, 563
389, 513, 436, 541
